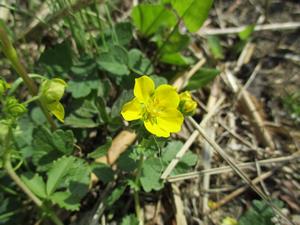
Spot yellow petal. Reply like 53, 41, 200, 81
157, 108, 183, 133
121, 98, 142, 121
153, 84, 179, 108
144, 120, 170, 137
134, 76, 155, 103
47, 101, 65, 123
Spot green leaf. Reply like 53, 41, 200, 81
117, 149, 138, 172
121, 214, 139, 225
39, 41, 73, 72
128, 49, 153, 74
32, 127, 75, 171
115, 22, 133, 46
160, 52, 193, 65
155, 30, 190, 54
239, 200, 284, 225
171, 0, 213, 32
21, 172, 47, 199
186, 68, 220, 90
91, 163, 114, 184
131, 3, 177, 36
104, 185, 127, 207
67, 80, 92, 99
207, 36, 224, 59
97, 45, 129, 76
88, 138, 112, 159
46, 156, 90, 211
50, 191, 80, 211
46, 156, 75, 196
161, 141, 197, 174
52, 130, 75, 154
140, 158, 164, 192
65, 114, 99, 128
239, 24, 255, 41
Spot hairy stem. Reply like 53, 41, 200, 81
134, 155, 144, 225
0, 26, 57, 130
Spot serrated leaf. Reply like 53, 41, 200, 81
140, 158, 164, 192
171, 0, 213, 32
46, 156, 90, 211
131, 3, 176, 36
186, 68, 220, 90
32, 127, 75, 171
21, 172, 47, 199
46, 156, 75, 195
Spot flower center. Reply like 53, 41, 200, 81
142, 98, 162, 124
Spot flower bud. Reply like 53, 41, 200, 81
0, 79, 9, 96
221, 217, 238, 225
178, 91, 197, 116
4, 97, 27, 117
40, 78, 67, 104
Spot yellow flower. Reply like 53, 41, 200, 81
178, 91, 197, 116
121, 76, 184, 137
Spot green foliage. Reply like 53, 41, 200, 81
140, 141, 197, 192
239, 25, 255, 41
97, 45, 130, 76
186, 68, 220, 90
239, 200, 284, 225
121, 214, 139, 225
38, 41, 73, 73
283, 91, 300, 122
31, 126, 75, 171
207, 36, 224, 60
22, 156, 90, 211
132, 3, 176, 37
170, 0, 214, 32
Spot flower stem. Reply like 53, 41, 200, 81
134, 155, 144, 225
2, 130, 63, 225
0, 26, 57, 130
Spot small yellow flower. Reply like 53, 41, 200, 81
121, 75, 184, 137
178, 91, 197, 116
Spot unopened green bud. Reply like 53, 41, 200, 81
40, 78, 67, 104
4, 97, 27, 117
0, 120, 9, 145
0, 79, 10, 96
178, 91, 197, 116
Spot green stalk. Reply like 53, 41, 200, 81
134, 155, 144, 225
0, 26, 57, 130
2, 130, 63, 225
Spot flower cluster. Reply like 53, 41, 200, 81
121, 75, 197, 137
